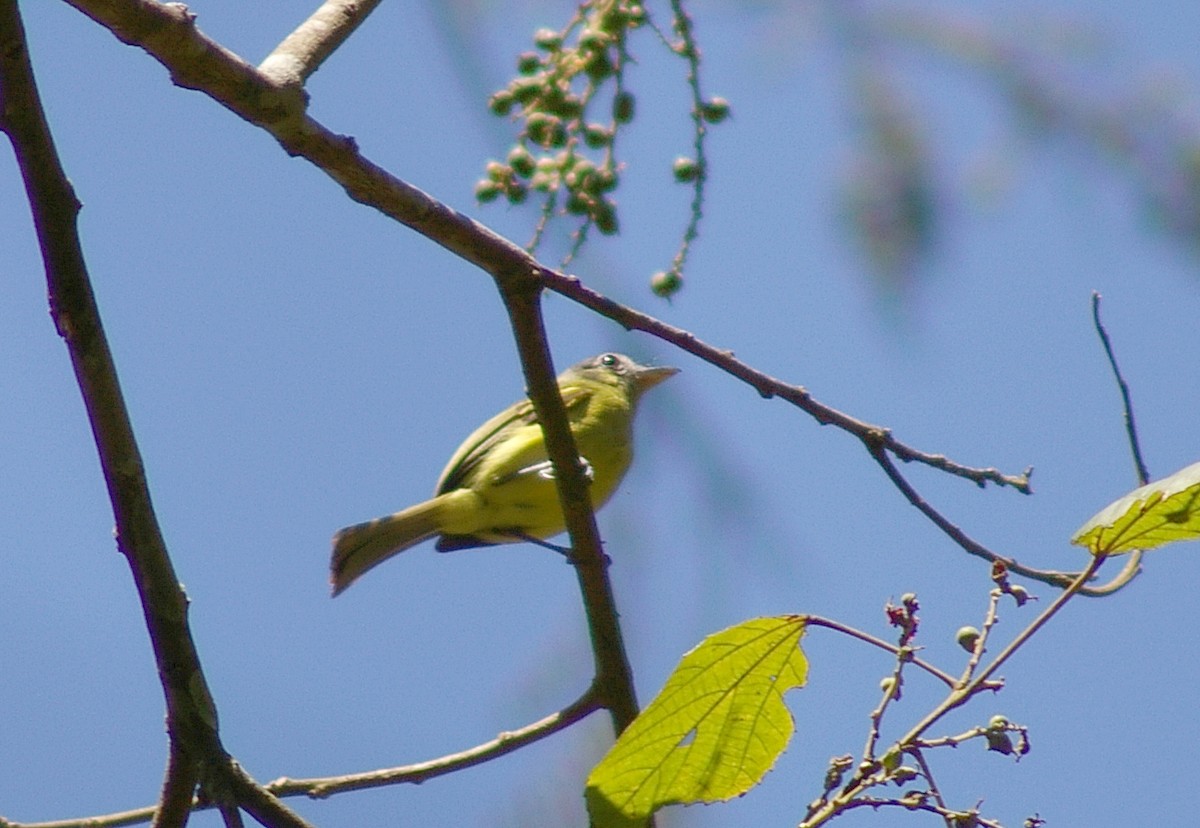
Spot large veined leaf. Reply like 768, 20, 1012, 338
585, 616, 808, 827
1071, 460, 1200, 555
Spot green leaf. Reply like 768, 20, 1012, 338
1071, 460, 1200, 555
585, 616, 808, 827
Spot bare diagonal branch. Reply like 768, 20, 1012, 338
60, 0, 1028, 497
0, 4, 316, 827
269, 688, 602, 797
0, 2, 215, 824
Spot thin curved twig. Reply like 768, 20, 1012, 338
1091, 292, 1150, 486
1, 691, 602, 827
865, 440, 1076, 587
268, 688, 602, 798
1087, 291, 1147, 592
870, 438, 1135, 596
805, 616, 960, 689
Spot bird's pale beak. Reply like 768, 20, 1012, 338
633, 364, 680, 392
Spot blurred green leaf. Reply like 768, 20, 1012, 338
1071, 460, 1200, 555
585, 616, 808, 827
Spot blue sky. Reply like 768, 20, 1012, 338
3, 2, 1200, 826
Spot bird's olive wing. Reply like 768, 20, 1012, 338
434, 385, 592, 494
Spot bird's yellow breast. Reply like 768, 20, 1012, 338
436, 384, 635, 542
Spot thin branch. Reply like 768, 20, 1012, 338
805, 616, 959, 688
1075, 554, 1140, 594
860, 652, 904, 765
865, 441, 1076, 587
224, 764, 316, 828
536, 269, 1033, 492
660, 0, 709, 282
910, 723, 1025, 753
216, 805, 243, 828
155, 741, 200, 828
61, 0, 1030, 498
0, 809, 160, 828
259, 0, 383, 86
3, 692, 602, 827
1091, 292, 1150, 486
0, 756, 317, 828
871, 440, 1138, 595
268, 689, 602, 797
907, 747, 949, 813
497, 287, 644, 733
830, 797, 1003, 828
1088, 292, 1148, 592
956, 587, 1002, 686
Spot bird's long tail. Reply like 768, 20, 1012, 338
331, 493, 456, 596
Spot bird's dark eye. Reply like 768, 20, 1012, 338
601, 353, 620, 369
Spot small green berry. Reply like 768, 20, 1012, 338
530, 171, 556, 192
672, 156, 701, 183
510, 77, 543, 105
593, 168, 618, 192
585, 49, 615, 81
516, 51, 542, 75
484, 161, 511, 182
552, 94, 585, 118
597, 8, 630, 35
578, 27, 611, 53
507, 146, 536, 178
474, 179, 502, 203
565, 158, 596, 190
527, 113, 563, 147
533, 28, 561, 51
488, 91, 515, 116
593, 199, 619, 235
955, 626, 981, 653
565, 192, 591, 216
583, 123, 613, 149
701, 97, 731, 123
650, 270, 682, 298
